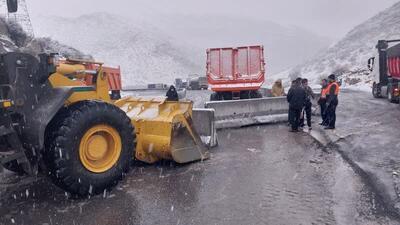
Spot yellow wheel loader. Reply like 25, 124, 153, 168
0, 52, 209, 196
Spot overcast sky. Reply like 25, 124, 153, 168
28, 0, 399, 38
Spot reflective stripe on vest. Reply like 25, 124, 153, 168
327, 82, 340, 96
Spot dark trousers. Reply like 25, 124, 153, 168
325, 104, 337, 128
300, 103, 312, 127
320, 103, 327, 124
289, 107, 302, 130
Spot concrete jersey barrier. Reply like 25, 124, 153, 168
205, 94, 321, 129
192, 108, 218, 147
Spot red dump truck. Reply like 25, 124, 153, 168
369, 39, 400, 103
84, 64, 122, 99
207, 45, 265, 101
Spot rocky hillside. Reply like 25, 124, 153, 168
275, 1, 400, 88
0, 17, 86, 58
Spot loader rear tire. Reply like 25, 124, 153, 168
44, 101, 135, 197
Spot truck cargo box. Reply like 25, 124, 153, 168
387, 43, 400, 79
207, 45, 265, 92
84, 65, 122, 91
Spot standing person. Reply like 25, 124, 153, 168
166, 85, 179, 101
299, 79, 315, 130
272, 79, 285, 97
318, 79, 329, 125
287, 79, 307, 132
325, 74, 340, 130
287, 80, 296, 126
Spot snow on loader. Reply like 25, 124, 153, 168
0, 52, 209, 196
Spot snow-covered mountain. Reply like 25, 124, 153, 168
275, 2, 400, 88
32, 13, 200, 87
31, 12, 331, 87
150, 14, 332, 75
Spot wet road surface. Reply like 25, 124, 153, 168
324, 89, 400, 216
0, 90, 399, 225
1, 123, 398, 225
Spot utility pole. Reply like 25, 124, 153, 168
0, 0, 35, 39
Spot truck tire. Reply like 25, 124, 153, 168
210, 93, 218, 101
222, 92, 233, 100
44, 101, 135, 197
250, 90, 263, 99
372, 83, 381, 98
240, 91, 250, 100
387, 85, 398, 103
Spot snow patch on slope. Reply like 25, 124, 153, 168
279, 2, 400, 88
32, 13, 200, 87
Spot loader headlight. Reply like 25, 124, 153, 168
1, 100, 12, 108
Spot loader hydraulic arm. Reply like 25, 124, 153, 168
48, 58, 111, 104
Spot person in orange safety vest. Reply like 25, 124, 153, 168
324, 74, 340, 130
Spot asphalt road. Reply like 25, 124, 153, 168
0, 90, 398, 225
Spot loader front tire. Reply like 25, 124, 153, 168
45, 101, 135, 197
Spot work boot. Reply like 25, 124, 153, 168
289, 128, 299, 133
324, 126, 335, 130
308, 126, 312, 131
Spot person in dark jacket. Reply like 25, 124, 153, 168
324, 74, 340, 129
166, 85, 179, 101
318, 79, 329, 126
299, 78, 315, 130
287, 79, 307, 132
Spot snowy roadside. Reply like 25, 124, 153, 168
308, 89, 400, 218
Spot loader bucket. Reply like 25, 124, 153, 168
114, 97, 209, 164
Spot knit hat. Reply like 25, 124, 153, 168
328, 74, 336, 80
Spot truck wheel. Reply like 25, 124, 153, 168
222, 92, 233, 100
210, 93, 218, 101
250, 91, 263, 99
372, 83, 380, 98
44, 101, 135, 197
387, 85, 398, 103
240, 91, 250, 99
